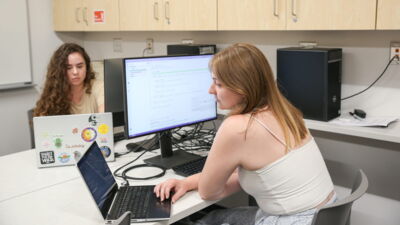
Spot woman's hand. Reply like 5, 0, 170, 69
154, 178, 191, 203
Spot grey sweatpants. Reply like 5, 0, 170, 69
194, 207, 259, 225
193, 206, 316, 225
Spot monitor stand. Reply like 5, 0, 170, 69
144, 130, 202, 169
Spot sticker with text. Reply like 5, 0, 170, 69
40, 151, 55, 164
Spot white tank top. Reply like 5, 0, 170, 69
238, 118, 333, 215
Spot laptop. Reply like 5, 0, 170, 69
76, 141, 171, 223
33, 113, 114, 168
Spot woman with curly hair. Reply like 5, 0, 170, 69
34, 43, 104, 116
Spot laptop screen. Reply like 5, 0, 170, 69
77, 142, 118, 218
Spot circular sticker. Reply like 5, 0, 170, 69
100, 146, 112, 158
58, 152, 71, 163
98, 124, 109, 134
81, 127, 97, 142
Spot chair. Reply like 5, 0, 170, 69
311, 160, 369, 225
27, 108, 35, 149
248, 160, 368, 225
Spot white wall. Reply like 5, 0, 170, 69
0, 0, 82, 156
82, 30, 400, 116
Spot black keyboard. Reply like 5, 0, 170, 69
172, 157, 207, 177
109, 185, 153, 220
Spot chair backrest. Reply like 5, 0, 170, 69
311, 160, 369, 225
27, 108, 35, 149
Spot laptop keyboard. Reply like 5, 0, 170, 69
109, 185, 153, 220
172, 157, 207, 177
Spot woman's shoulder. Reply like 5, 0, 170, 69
91, 78, 104, 88
89, 79, 104, 94
219, 114, 250, 135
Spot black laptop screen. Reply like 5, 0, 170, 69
77, 142, 118, 218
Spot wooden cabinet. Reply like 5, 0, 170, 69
53, 0, 390, 31
218, 0, 286, 30
119, 0, 163, 31
120, 0, 217, 31
53, 0, 84, 31
376, 0, 400, 30
53, 0, 119, 31
286, 0, 376, 30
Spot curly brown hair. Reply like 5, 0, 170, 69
34, 43, 95, 116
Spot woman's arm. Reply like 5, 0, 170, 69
198, 115, 246, 200
155, 115, 247, 202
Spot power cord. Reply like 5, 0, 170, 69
113, 122, 217, 183
114, 135, 157, 158
142, 47, 151, 57
113, 134, 166, 184
341, 55, 399, 100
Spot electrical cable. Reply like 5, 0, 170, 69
114, 135, 157, 158
113, 122, 217, 183
341, 55, 399, 101
121, 164, 166, 180
142, 47, 150, 57
113, 134, 166, 184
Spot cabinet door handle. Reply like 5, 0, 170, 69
75, 8, 81, 23
291, 0, 298, 22
153, 2, 159, 20
83, 7, 88, 25
273, 0, 279, 17
165, 1, 170, 24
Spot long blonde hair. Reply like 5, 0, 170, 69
210, 43, 307, 150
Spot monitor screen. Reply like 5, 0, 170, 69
123, 54, 216, 168
124, 54, 216, 138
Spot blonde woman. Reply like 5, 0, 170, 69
154, 43, 336, 225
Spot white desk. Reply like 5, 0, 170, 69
0, 140, 217, 225
305, 119, 400, 144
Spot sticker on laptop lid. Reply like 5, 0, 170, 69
98, 124, 109, 134
81, 127, 97, 142
40, 151, 55, 164
58, 152, 71, 163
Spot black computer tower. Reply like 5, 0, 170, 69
103, 58, 125, 127
277, 47, 342, 121
167, 44, 216, 55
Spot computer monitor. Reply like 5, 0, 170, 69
104, 58, 125, 128
123, 54, 217, 169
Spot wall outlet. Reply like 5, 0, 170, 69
390, 42, 400, 65
113, 38, 122, 52
146, 38, 154, 54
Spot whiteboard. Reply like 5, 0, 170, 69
0, 0, 32, 89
